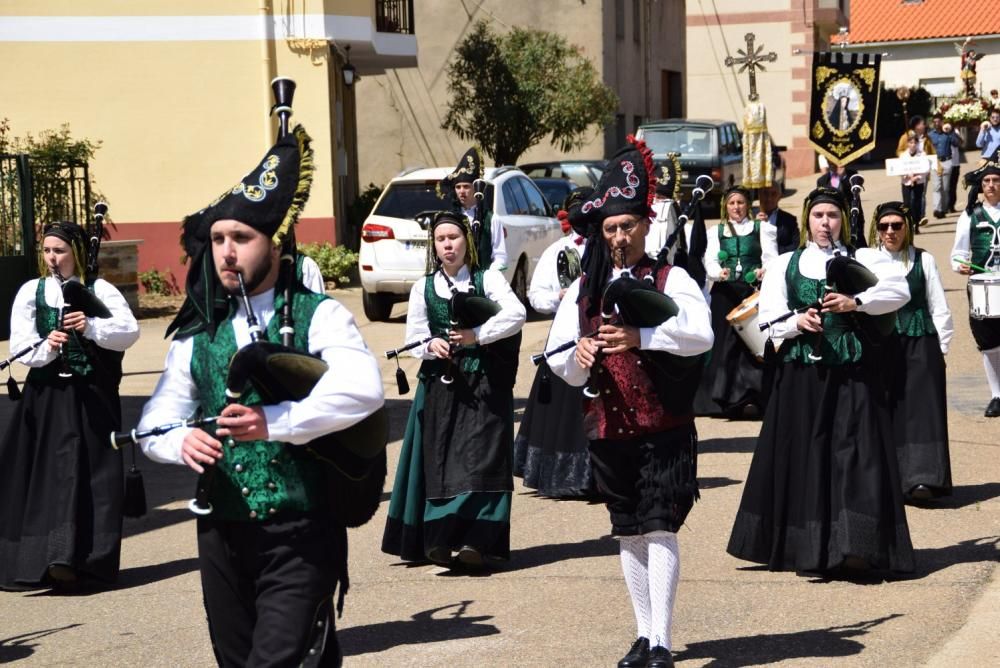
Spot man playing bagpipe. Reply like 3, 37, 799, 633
546, 136, 713, 668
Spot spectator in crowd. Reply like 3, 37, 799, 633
928, 113, 959, 219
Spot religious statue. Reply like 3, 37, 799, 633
726, 33, 777, 188
956, 37, 985, 98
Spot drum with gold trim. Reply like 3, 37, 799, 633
726, 291, 767, 360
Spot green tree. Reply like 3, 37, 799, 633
442, 21, 618, 166
8, 123, 106, 234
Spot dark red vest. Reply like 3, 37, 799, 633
578, 257, 697, 441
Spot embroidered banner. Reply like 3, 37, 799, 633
809, 52, 882, 166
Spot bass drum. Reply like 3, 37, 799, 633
968, 272, 1000, 319
726, 291, 767, 360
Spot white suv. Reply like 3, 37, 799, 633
358, 166, 563, 321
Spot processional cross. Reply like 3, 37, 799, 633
725, 32, 778, 101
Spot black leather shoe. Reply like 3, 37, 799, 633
986, 397, 1000, 417
647, 646, 675, 668
425, 546, 452, 565
617, 637, 649, 667
907, 484, 934, 501
456, 545, 484, 567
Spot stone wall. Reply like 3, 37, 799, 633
100, 239, 142, 312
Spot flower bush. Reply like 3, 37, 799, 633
936, 98, 991, 124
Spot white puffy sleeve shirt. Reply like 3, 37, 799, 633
881, 247, 953, 355
9, 276, 139, 367
760, 243, 910, 341
137, 289, 385, 465
403, 266, 526, 360
950, 202, 1000, 272
546, 264, 714, 387
704, 218, 779, 280
528, 235, 585, 315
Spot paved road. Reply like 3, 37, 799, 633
1, 161, 998, 666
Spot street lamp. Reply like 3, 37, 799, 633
342, 45, 357, 87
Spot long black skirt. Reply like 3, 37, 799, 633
888, 334, 952, 495
694, 281, 764, 416
0, 375, 124, 588
513, 362, 593, 497
727, 360, 915, 573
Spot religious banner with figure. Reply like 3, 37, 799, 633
809, 51, 882, 166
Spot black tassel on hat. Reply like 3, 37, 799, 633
123, 443, 147, 518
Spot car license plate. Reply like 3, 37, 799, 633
404, 240, 426, 251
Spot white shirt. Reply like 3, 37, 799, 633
878, 246, 953, 354
299, 255, 325, 294
704, 217, 779, 280
462, 206, 508, 271
545, 263, 714, 387
9, 276, 139, 367
646, 200, 681, 258
760, 243, 910, 341
137, 288, 385, 465
404, 266, 526, 360
951, 201, 1000, 272
528, 234, 586, 314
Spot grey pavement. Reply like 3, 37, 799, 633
1, 159, 999, 666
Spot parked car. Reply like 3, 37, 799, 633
358, 166, 564, 321
518, 160, 605, 188
531, 176, 576, 210
636, 120, 787, 213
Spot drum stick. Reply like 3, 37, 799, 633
953, 257, 989, 273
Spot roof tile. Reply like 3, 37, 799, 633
834, 0, 1000, 45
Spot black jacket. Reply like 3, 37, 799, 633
770, 208, 800, 255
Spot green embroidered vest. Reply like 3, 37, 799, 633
718, 220, 762, 284
28, 278, 100, 382
419, 269, 489, 378
895, 249, 936, 338
969, 206, 1000, 271
781, 250, 863, 366
190, 288, 327, 521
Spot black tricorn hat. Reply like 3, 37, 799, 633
168, 124, 314, 339
181, 124, 314, 258
654, 153, 682, 200
437, 146, 484, 198
577, 135, 656, 227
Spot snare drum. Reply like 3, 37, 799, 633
968, 272, 1000, 319
726, 291, 767, 360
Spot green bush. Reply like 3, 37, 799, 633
298, 242, 358, 287
139, 268, 176, 296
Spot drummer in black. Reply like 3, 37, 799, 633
950, 146, 1000, 417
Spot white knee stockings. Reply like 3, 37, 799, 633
619, 531, 680, 650
984, 346, 1000, 398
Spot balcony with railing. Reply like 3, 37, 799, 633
375, 0, 414, 35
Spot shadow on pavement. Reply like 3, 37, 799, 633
913, 536, 1000, 579
115, 557, 200, 590
0, 624, 83, 664
936, 482, 1000, 509
504, 536, 619, 572
338, 600, 498, 657
673, 614, 902, 667
699, 476, 741, 491
697, 437, 756, 454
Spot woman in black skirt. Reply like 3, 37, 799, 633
695, 186, 778, 416
0, 221, 139, 590
382, 211, 525, 568
869, 201, 953, 501
514, 192, 593, 497
727, 188, 915, 575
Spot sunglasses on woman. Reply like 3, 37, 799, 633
876, 222, 904, 232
